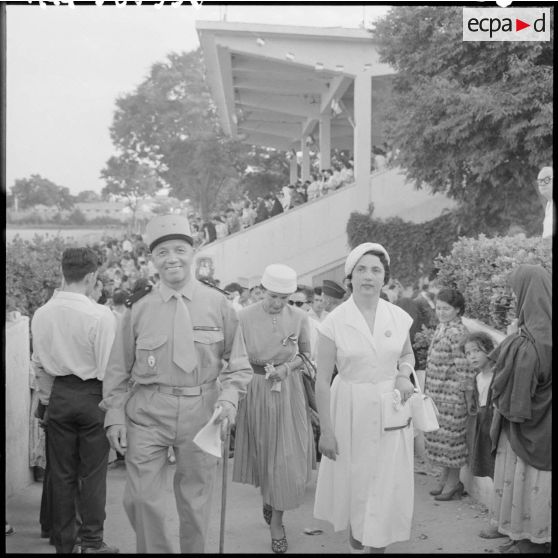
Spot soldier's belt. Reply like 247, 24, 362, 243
142, 380, 217, 397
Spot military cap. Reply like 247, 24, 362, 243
145, 214, 193, 252
322, 279, 346, 300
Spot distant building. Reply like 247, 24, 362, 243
75, 201, 129, 222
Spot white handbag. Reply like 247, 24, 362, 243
409, 369, 440, 432
381, 390, 412, 432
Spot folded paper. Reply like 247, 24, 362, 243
193, 407, 223, 457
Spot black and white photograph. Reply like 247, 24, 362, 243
4, 1, 552, 554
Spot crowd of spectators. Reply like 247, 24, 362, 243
188, 161, 356, 249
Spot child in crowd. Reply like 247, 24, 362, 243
463, 331, 496, 479
462, 332, 506, 540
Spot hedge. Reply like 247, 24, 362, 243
435, 234, 552, 331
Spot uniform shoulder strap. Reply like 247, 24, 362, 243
125, 284, 153, 308
198, 279, 229, 297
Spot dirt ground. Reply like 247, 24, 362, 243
6, 453, 507, 554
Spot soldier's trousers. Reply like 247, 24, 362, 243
124, 384, 220, 553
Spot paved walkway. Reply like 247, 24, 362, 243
6, 458, 504, 554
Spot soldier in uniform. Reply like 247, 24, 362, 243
321, 279, 346, 314
100, 214, 253, 553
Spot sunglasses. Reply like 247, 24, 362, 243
288, 300, 307, 307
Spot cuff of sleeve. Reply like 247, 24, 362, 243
104, 408, 126, 428
218, 389, 239, 409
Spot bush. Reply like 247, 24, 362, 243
434, 234, 552, 332
6, 235, 67, 317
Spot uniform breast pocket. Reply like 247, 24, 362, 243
193, 329, 224, 369
135, 335, 167, 378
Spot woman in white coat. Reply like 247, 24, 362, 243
313, 243, 417, 553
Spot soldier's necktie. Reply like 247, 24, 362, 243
172, 293, 197, 373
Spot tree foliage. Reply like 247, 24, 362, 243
241, 146, 290, 199
102, 49, 246, 218
10, 174, 75, 210
372, 6, 552, 234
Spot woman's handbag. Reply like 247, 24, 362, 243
409, 369, 440, 432
381, 390, 412, 431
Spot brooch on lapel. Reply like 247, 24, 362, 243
281, 333, 298, 346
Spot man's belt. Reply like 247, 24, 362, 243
142, 380, 217, 397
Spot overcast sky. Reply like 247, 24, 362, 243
6, 2, 391, 195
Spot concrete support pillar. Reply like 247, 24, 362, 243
319, 115, 331, 170
353, 73, 372, 208
301, 138, 310, 182
289, 153, 298, 184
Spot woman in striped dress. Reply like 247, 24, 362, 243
424, 288, 473, 501
232, 264, 315, 554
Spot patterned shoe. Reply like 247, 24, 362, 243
271, 525, 288, 554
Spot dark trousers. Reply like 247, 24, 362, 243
47, 375, 109, 553
40, 431, 53, 537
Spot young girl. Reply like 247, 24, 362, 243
463, 331, 497, 479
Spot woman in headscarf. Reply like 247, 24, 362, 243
488, 265, 551, 554
232, 264, 315, 554
313, 243, 416, 553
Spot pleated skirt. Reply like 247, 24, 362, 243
232, 372, 315, 510
489, 431, 551, 544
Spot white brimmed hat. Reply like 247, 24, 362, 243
261, 264, 297, 294
145, 214, 193, 251
345, 242, 390, 277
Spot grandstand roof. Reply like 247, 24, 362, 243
196, 21, 395, 151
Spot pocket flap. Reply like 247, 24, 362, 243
137, 336, 167, 350
193, 330, 224, 344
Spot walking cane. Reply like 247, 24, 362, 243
219, 418, 231, 554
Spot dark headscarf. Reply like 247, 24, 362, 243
489, 265, 552, 470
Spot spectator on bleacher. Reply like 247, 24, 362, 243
200, 217, 217, 246
241, 199, 257, 229
290, 184, 306, 208
339, 161, 354, 186
281, 185, 292, 210
267, 192, 284, 217
255, 197, 270, 224
331, 166, 343, 190
307, 173, 321, 202
301, 181, 310, 202
321, 169, 335, 195
225, 208, 241, 235
213, 215, 228, 239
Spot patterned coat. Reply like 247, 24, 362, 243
424, 317, 473, 468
